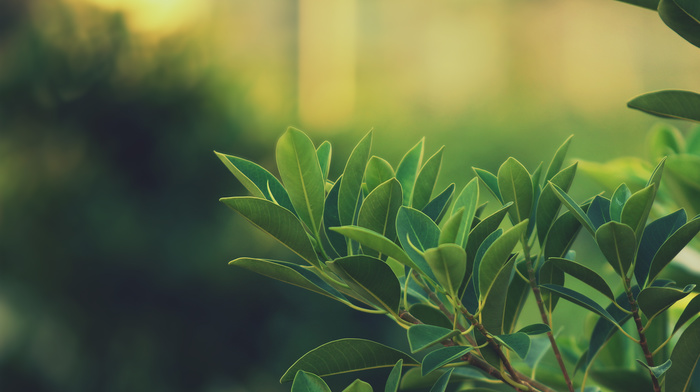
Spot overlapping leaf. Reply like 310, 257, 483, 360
328, 255, 401, 314
421, 184, 455, 224
668, 317, 700, 392
413, 147, 444, 210
596, 221, 637, 278
365, 156, 395, 195
339, 132, 373, 226
396, 139, 424, 206
407, 325, 459, 353
358, 178, 402, 241
498, 157, 533, 224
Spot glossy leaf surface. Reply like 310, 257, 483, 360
396, 207, 441, 281
424, 244, 467, 297
452, 178, 480, 248
473, 168, 502, 202
587, 196, 611, 230
479, 220, 527, 300
540, 284, 618, 326
635, 209, 686, 287
610, 183, 631, 222
342, 379, 373, 392
495, 332, 530, 358
674, 294, 700, 333
648, 216, 700, 283
396, 139, 424, 206
548, 258, 615, 300
429, 368, 453, 392
384, 360, 403, 392
331, 226, 416, 270
421, 183, 455, 224
551, 183, 596, 235
620, 185, 655, 241
316, 141, 332, 183
339, 132, 373, 226
537, 163, 577, 246
629, 89, 700, 121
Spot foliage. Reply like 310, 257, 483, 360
218, 126, 700, 391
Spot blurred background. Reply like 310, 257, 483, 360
1, 0, 699, 391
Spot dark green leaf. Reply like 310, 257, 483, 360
668, 317, 700, 392
636, 210, 687, 287
276, 127, 326, 234
396, 207, 441, 281
292, 371, 331, 392
587, 195, 612, 230
585, 288, 638, 370
424, 244, 467, 296
481, 257, 517, 337
342, 379, 373, 392
610, 183, 631, 222
596, 221, 637, 278
473, 168, 502, 203
413, 147, 444, 211
429, 368, 454, 392
498, 157, 533, 224
614, 0, 659, 11
661, 0, 700, 48
421, 183, 455, 224
538, 258, 565, 313
495, 332, 530, 358
550, 183, 596, 235
503, 262, 530, 334
216, 152, 296, 213
518, 323, 552, 336
324, 177, 348, 257
358, 178, 403, 242
331, 226, 416, 270
548, 257, 615, 301
384, 360, 403, 392
544, 210, 584, 261
465, 203, 512, 279
339, 131, 373, 226
407, 325, 458, 353
540, 284, 619, 326
621, 185, 655, 241
365, 156, 395, 195
281, 339, 418, 382
221, 197, 320, 266
316, 141, 332, 183
648, 216, 700, 283
471, 229, 502, 300
636, 359, 672, 379
421, 346, 471, 376
527, 163, 542, 239
328, 255, 401, 313
396, 139, 425, 206
452, 178, 480, 248
674, 293, 700, 333
629, 89, 700, 121
479, 220, 528, 300
675, 0, 700, 30
537, 163, 578, 246
408, 304, 453, 329
638, 284, 695, 319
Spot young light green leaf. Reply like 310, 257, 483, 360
610, 183, 632, 222
452, 178, 480, 247
292, 371, 331, 392
479, 220, 528, 300
544, 135, 574, 183
495, 332, 530, 358
648, 216, 700, 284
547, 257, 615, 301
429, 368, 454, 392
407, 325, 459, 353
276, 127, 326, 235
328, 255, 401, 314
537, 163, 578, 246
358, 178, 403, 241
396, 139, 425, 206
424, 244, 467, 297
315, 142, 332, 185
221, 197, 320, 266
473, 168, 502, 203
540, 284, 619, 326
668, 317, 700, 392
637, 284, 696, 319
636, 359, 672, 379
339, 131, 373, 226
280, 339, 418, 382
498, 157, 533, 224
648, 124, 684, 160
413, 147, 444, 211
396, 207, 441, 281
421, 183, 455, 224
438, 208, 463, 245
365, 156, 395, 194
421, 346, 472, 376
667, 154, 700, 189
629, 89, 700, 121
621, 184, 655, 241
673, 293, 700, 333
330, 226, 417, 270
595, 221, 637, 278
342, 379, 373, 392
385, 359, 403, 392
550, 183, 596, 236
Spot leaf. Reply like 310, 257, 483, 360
675, 0, 700, 29
215, 152, 296, 213
543, 207, 585, 264
503, 262, 530, 334
648, 216, 700, 284
587, 195, 612, 230
610, 183, 632, 222
668, 317, 700, 392
407, 325, 459, 353
667, 154, 700, 189
452, 178, 480, 248
396, 207, 441, 281
635, 210, 687, 287
637, 284, 696, 319
495, 332, 530, 358
585, 288, 638, 370
636, 359, 672, 379
280, 339, 418, 382
276, 127, 326, 234
648, 123, 684, 161
421, 183, 455, 224
221, 197, 320, 266
660, 0, 700, 49
465, 203, 512, 277
328, 255, 401, 313
396, 139, 425, 206
342, 379, 373, 392
473, 168, 502, 203
547, 258, 615, 301
358, 178, 403, 242
614, 0, 659, 11
324, 177, 348, 257
330, 226, 417, 270
292, 371, 331, 392
316, 141, 332, 183
621, 185, 655, 241
470, 229, 502, 301
384, 360, 403, 392
544, 135, 574, 182
413, 147, 444, 211
438, 208, 463, 245
518, 323, 552, 336
537, 163, 578, 246
540, 284, 619, 326
429, 368, 454, 392
550, 183, 596, 235
479, 220, 528, 300
498, 157, 533, 224
596, 221, 637, 278
409, 304, 453, 329
480, 257, 517, 340
339, 131, 373, 226
538, 258, 565, 313
365, 156, 395, 195
629, 89, 700, 122
674, 293, 700, 333
421, 346, 471, 376
424, 244, 467, 297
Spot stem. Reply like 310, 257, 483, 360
626, 284, 660, 392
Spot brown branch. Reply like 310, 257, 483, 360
626, 288, 661, 392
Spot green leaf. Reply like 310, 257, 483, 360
636, 359, 672, 379
660, 0, 700, 49
408, 304, 453, 329
537, 163, 578, 246
585, 289, 638, 370
316, 141, 332, 183
292, 371, 331, 392
540, 284, 619, 326
610, 183, 632, 222
384, 360, 403, 392
471, 229, 502, 301
480, 257, 517, 339
396, 207, 441, 281
636, 210, 687, 288
587, 196, 612, 230
547, 257, 615, 301
215, 152, 297, 214
421, 183, 455, 224
396, 139, 425, 206
328, 255, 401, 313
465, 203, 512, 276
595, 221, 637, 278
276, 127, 326, 234
648, 216, 700, 284
342, 379, 373, 392
550, 183, 596, 235
673, 293, 700, 333
503, 262, 530, 334
438, 208, 463, 245
648, 123, 684, 161
330, 226, 417, 270
479, 220, 528, 300
687, 126, 700, 154
675, 0, 700, 29
614, 0, 659, 11
358, 178, 403, 242
629, 89, 700, 122
413, 147, 444, 211
539, 258, 565, 313
637, 284, 695, 319
495, 332, 530, 358
421, 346, 472, 376
667, 154, 700, 190
323, 177, 348, 257
407, 325, 459, 353
429, 368, 454, 392
452, 178, 480, 248
518, 323, 552, 335
339, 131, 373, 226
544, 135, 574, 183
473, 168, 502, 203
424, 244, 467, 297
220, 197, 320, 266
621, 185, 655, 241
498, 157, 533, 224
280, 339, 418, 382
365, 156, 395, 195
668, 317, 700, 392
